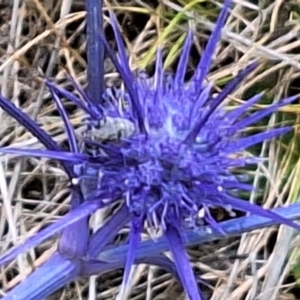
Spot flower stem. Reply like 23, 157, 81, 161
85, 0, 104, 105
101, 203, 300, 261
2, 254, 80, 300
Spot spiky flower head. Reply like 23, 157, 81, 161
1, 1, 300, 299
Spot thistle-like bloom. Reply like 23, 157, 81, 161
1, 0, 300, 299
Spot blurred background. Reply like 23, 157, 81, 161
1, 0, 300, 299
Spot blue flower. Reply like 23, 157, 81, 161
0, 0, 299, 299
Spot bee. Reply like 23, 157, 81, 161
81, 115, 135, 157
89, 116, 135, 142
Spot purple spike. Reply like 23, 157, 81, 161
0, 200, 104, 267
85, 0, 104, 106
0, 94, 77, 177
174, 30, 193, 89
109, 12, 133, 82
221, 196, 300, 232
166, 225, 203, 300
154, 47, 164, 91
0, 147, 88, 162
204, 207, 226, 235
225, 93, 264, 123
137, 255, 179, 280
222, 181, 253, 191
46, 81, 96, 118
153, 47, 164, 106
190, 82, 214, 122
185, 62, 258, 143
227, 127, 291, 152
47, 84, 78, 153
100, 14, 146, 134
88, 204, 130, 257
193, 0, 232, 89
119, 217, 142, 296
230, 96, 297, 132
66, 74, 103, 119
0, 94, 60, 152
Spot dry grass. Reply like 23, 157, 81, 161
1, 0, 300, 299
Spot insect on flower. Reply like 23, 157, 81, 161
0, 0, 300, 299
